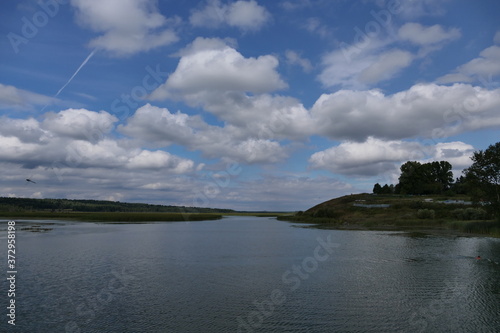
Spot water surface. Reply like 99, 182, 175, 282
1, 217, 499, 332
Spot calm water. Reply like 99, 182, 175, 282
1, 216, 500, 332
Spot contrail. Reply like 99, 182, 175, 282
40, 48, 97, 112
55, 48, 97, 97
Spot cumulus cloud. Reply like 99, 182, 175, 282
311, 83, 500, 141
309, 137, 425, 176
150, 37, 286, 102
424, 141, 475, 171
42, 109, 117, 141
0, 83, 57, 111
190, 0, 271, 31
309, 138, 475, 177
71, 0, 178, 56
201, 93, 313, 139
119, 104, 291, 164
0, 117, 49, 143
127, 150, 194, 173
119, 104, 198, 147
0, 108, 194, 173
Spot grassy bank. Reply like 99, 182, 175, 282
0, 211, 223, 222
278, 193, 500, 237
225, 212, 290, 217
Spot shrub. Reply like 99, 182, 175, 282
417, 209, 435, 219
451, 208, 488, 220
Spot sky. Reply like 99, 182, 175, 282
0, 0, 499, 211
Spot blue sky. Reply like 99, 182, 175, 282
1, 0, 499, 211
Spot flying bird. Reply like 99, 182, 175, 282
26, 178, 36, 184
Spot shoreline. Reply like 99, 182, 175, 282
282, 217, 500, 238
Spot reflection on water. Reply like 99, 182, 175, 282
1, 217, 499, 332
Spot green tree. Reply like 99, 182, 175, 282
373, 183, 382, 194
399, 161, 423, 194
464, 142, 500, 216
398, 160, 454, 195
381, 184, 391, 194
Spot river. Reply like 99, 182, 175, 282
1, 216, 499, 332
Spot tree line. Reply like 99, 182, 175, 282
0, 197, 234, 214
373, 142, 500, 216
374, 160, 454, 195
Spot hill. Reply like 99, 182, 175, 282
279, 193, 500, 237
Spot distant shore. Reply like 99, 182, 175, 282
0, 211, 223, 222
0, 211, 288, 223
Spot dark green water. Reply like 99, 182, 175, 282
1, 216, 500, 332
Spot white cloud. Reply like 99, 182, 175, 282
0, 108, 195, 174
319, 35, 412, 89
285, 50, 313, 73
436, 35, 500, 85
309, 137, 426, 176
190, 0, 271, 31
119, 104, 292, 164
119, 104, 197, 147
494, 31, 500, 45
71, 0, 178, 56
42, 109, 117, 141
436, 73, 474, 84
127, 150, 194, 173
311, 83, 500, 141
201, 93, 313, 139
150, 37, 287, 102
0, 83, 56, 111
320, 22, 460, 89
0, 117, 48, 143
425, 141, 475, 172
398, 23, 460, 46
303, 17, 332, 39
309, 138, 475, 177
359, 49, 413, 84
453, 46, 500, 81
